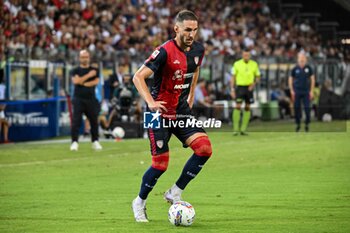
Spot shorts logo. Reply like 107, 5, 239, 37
194, 56, 199, 65
156, 140, 164, 148
144, 110, 161, 129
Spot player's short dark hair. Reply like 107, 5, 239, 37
175, 10, 198, 23
242, 48, 251, 53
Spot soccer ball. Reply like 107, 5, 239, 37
322, 113, 332, 122
112, 127, 125, 139
168, 201, 195, 226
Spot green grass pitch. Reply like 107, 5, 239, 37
0, 121, 350, 233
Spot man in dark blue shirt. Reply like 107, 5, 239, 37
289, 52, 315, 132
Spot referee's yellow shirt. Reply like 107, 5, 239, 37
232, 59, 261, 86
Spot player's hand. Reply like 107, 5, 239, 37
230, 90, 236, 99
291, 91, 295, 102
248, 84, 255, 91
187, 99, 194, 109
148, 101, 167, 113
89, 70, 97, 76
309, 91, 313, 100
72, 75, 82, 85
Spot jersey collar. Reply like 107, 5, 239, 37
172, 39, 193, 53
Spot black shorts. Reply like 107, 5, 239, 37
235, 86, 254, 104
147, 116, 206, 155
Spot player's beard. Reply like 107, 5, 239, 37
180, 34, 194, 48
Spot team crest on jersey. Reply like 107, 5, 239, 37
151, 50, 160, 59
172, 69, 184, 80
156, 140, 164, 149
194, 56, 199, 65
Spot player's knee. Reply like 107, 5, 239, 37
151, 151, 169, 171
190, 136, 212, 157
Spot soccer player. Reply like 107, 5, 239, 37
70, 50, 102, 151
231, 49, 261, 135
131, 10, 212, 222
288, 52, 315, 132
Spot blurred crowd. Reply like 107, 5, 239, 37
1, 0, 349, 63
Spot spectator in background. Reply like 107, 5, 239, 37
1, 0, 347, 62
107, 73, 139, 127
194, 79, 212, 118
271, 81, 292, 119
312, 82, 320, 117
318, 79, 343, 120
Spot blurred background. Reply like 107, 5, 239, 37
0, 0, 349, 142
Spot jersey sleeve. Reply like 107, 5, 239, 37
291, 67, 296, 78
70, 68, 77, 77
232, 62, 238, 76
197, 46, 205, 67
144, 47, 167, 73
308, 66, 314, 76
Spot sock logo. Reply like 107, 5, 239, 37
186, 171, 196, 178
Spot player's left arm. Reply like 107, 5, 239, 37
72, 69, 97, 85
249, 62, 261, 91
83, 77, 99, 87
187, 66, 200, 109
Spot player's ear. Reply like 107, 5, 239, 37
174, 24, 179, 33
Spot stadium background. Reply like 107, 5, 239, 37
1, 0, 350, 141
0, 1, 350, 233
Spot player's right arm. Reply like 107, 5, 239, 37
230, 63, 236, 99
133, 65, 167, 112
133, 47, 168, 112
72, 69, 97, 85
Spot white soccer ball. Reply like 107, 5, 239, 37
168, 201, 195, 226
112, 127, 125, 139
322, 113, 332, 122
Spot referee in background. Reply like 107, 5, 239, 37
289, 52, 315, 132
70, 50, 102, 151
231, 49, 261, 135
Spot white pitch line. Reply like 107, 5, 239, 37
0, 132, 322, 169
0, 151, 147, 168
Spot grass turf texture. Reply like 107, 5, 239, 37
0, 121, 349, 233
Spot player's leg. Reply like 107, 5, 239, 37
294, 93, 302, 132
3, 121, 8, 142
133, 126, 171, 222
240, 103, 251, 135
165, 128, 212, 204
233, 103, 242, 135
1, 120, 9, 142
233, 86, 243, 135
85, 99, 101, 149
70, 98, 83, 150
240, 87, 253, 135
303, 94, 311, 132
